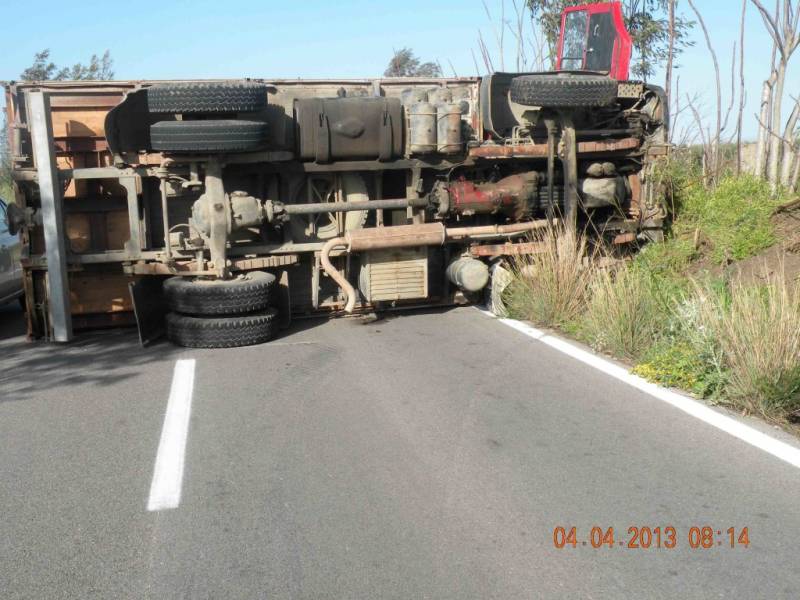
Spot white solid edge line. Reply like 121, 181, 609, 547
147, 359, 196, 511
477, 308, 800, 470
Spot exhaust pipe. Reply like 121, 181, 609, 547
321, 220, 553, 313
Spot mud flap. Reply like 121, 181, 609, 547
129, 277, 167, 346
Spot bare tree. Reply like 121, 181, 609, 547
665, 0, 676, 120
737, 0, 747, 175
687, 0, 723, 185
754, 3, 779, 178
751, 0, 800, 190
476, 0, 549, 74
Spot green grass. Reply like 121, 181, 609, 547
634, 237, 696, 281
675, 175, 780, 264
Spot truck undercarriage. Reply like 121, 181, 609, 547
4, 4, 669, 346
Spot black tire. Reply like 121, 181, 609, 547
150, 120, 268, 152
147, 82, 268, 114
164, 271, 276, 316
166, 309, 278, 348
510, 74, 618, 108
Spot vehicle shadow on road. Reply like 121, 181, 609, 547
0, 304, 183, 404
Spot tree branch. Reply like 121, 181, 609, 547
751, 0, 784, 58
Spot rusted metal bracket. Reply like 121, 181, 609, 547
558, 112, 579, 233
204, 159, 229, 278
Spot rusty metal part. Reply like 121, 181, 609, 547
280, 197, 423, 216
469, 241, 548, 257
628, 172, 643, 220
347, 223, 446, 251
444, 219, 552, 240
322, 223, 446, 313
442, 172, 538, 219
559, 113, 578, 232
203, 159, 228, 278
159, 174, 172, 261
468, 137, 640, 160
612, 232, 637, 245
320, 220, 553, 313
124, 254, 299, 276
545, 118, 557, 224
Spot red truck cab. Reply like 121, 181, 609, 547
556, 2, 632, 80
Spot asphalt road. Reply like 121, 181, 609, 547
1, 302, 800, 599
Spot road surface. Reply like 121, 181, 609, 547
1, 302, 799, 599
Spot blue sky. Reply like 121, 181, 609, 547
0, 0, 789, 139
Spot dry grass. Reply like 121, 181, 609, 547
503, 223, 800, 423
694, 270, 800, 418
582, 266, 666, 361
504, 227, 592, 327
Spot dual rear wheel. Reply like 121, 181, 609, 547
163, 271, 279, 348
146, 81, 270, 153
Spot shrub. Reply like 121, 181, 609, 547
504, 227, 592, 328
633, 289, 729, 399
581, 266, 668, 361
633, 341, 722, 396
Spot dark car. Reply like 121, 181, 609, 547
0, 197, 24, 308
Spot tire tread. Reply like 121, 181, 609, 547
510, 75, 618, 108
164, 271, 275, 316
147, 82, 268, 113
166, 310, 278, 348
150, 120, 267, 152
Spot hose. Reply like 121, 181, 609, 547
320, 236, 358, 313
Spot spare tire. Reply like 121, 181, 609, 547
166, 309, 279, 348
147, 82, 268, 114
510, 74, 618, 108
150, 120, 268, 152
164, 271, 276, 316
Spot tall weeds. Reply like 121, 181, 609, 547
694, 272, 800, 418
582, 266, 666, 361
504, 224, 800, 422
504, 227, 591, 327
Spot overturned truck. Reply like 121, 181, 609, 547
5, 1, 668, 346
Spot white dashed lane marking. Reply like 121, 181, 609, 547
147, 359, 196, 511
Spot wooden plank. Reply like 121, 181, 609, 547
65, 214, 91, 253
50, 108, 107, 138
49, 94, 124, 108
105, 210, 131, 250
55, 138, 109, 153
57, 154, 87, 197
69, 272, 136, 315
